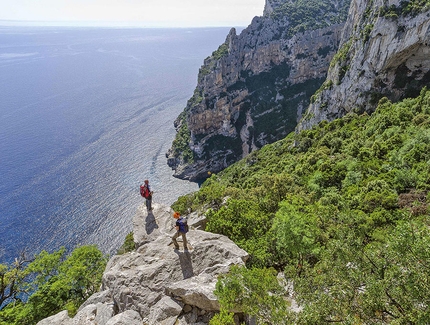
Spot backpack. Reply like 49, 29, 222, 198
178, 218, 189, 233
140, 185, 150, 199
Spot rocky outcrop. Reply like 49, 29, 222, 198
167, 0, 351, 181
36, 311, 72, 325
37, 203, 248, 325
297, 0, 430, 131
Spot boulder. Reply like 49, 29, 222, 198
77, 290, 112, 312
146, 296, 184, 325
71, 303, 114, 325
37, 301, 115, 325
105, 310, 142, 325
166, 274, 220, 311
36, 311, 71, 325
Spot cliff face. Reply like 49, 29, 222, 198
167, 0, 351, 181
297, 0, 430, 131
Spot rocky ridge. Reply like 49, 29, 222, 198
297, 0, 430, 131
166, 0, 350, 181
37, 203, 249, 325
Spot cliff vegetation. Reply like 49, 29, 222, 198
269, 0, 350, 37
380, 0, 430, 17
173, 88, 430, 324
0, 246, 107, 325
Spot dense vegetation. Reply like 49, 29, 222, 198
171, 111, 194, 163
380, 0, 430, 17
0, 246, 107, 325
173, 88, 430, 324
271, 0, 351, 37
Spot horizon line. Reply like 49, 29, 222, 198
0, 19, 253, 29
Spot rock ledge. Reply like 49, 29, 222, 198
37, 203, 249, 325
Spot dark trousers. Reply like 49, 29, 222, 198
145, 197, 152, 210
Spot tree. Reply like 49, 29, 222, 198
206, 199, 272, 267
271, 197, 322, 271
0, 245, 107, 324
213, 266, 292, 325
0, 251, 33, 308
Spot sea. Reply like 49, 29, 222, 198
0, 26, 233, 263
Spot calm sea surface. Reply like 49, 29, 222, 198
0, 26, 231, 262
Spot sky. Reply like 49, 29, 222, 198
0, 0, 266, 27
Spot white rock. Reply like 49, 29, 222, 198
147, 296, 184, 325
105, 310, 142, 325
36, 311, 71, 325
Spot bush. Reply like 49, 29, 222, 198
117, 232, 135, 254
214, 266, 292, 324
0, 246, 107, 324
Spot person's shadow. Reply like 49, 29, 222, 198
145, 211, 158, 234
174, 250, 194, 279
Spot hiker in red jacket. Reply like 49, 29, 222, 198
140, 179, 153, 211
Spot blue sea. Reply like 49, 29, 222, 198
0, 26, 231, 262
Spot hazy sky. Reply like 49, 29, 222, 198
1, 0, 266, 27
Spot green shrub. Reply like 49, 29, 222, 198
117, 232, 135, 254
0, 246, 107, 324
214, 266, 292, 324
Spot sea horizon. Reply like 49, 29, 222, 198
0, 19, 248, 29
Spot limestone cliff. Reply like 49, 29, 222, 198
166, 0, 351, 181
297, 0, 430, 131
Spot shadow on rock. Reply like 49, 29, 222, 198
174, 250, 194, 279
145, 211, 159, 234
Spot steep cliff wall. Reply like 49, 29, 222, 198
297, 0, 430, 131
167, 0, 351, 181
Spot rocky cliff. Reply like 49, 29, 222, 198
166, 0, 351, 181
37, 203, 249, 325
297, 0, 430, 131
